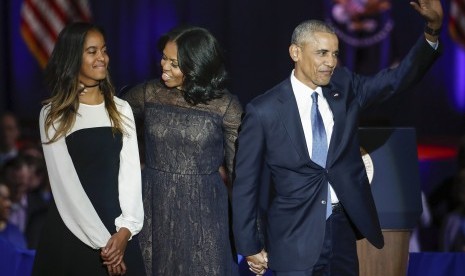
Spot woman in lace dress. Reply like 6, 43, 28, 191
123, 26, 242, 275
32, 22, 145, 276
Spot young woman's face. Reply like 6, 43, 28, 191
79, 30, 109, 86
160, 41, 184, 89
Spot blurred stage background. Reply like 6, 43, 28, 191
1, 0, 465, 253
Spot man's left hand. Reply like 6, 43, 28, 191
409, 0, 443, 29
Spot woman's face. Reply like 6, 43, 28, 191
160, 41, 184, 89
79, 30, 109, 86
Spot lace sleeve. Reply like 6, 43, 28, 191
120, 81, 146, 120
222, 94, 243, 186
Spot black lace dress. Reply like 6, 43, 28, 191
123, 80, 242, 276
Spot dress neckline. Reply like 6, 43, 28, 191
79, 101, 105, 107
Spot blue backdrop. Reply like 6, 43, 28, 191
1, 0, 464, 140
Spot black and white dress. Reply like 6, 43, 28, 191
33, 97, 146, 276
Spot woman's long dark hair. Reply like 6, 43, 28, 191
158, 26, 227, 105
43, 22, 125, 143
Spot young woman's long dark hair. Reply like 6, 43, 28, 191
158, 26, 227, 105
43, 22, 125, 143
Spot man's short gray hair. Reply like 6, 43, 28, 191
291, 20, 335, 46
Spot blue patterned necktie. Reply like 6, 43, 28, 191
311, 92, 332, 218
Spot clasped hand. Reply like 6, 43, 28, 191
246, 249, 268, 275
101, 228, 131, 275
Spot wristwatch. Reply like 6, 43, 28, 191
424, 25, 441, 36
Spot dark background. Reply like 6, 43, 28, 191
2, 0, 464, 141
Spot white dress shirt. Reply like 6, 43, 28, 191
290, 70, 339, 203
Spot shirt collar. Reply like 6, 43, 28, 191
290, 70, 323, 96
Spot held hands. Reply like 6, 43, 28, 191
107, 261, 126, 276
409, 0, 443, 29
246, 249, 268, 275
101, 227, 131, 275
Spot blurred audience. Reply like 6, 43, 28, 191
0, 150, 50, 249
429, 137, 465, 226
440, 170, 465, 251
0, 181, 27, 249
2, 156, 31, 233
0, 110, 50, 250
409, 192, 432, 252
427, 136, 465, 250
0, 112, 21, 166
22, 150, 51, 249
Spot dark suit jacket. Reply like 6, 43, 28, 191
232, 37, 441, 271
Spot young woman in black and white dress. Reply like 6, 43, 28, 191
32, 22, 145, 276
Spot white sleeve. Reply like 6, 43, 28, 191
39, 106, 111, 249
114, 100, 144, 237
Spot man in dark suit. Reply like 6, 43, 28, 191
232, 0, 443, 275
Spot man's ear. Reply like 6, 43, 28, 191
289, 44, 299, 61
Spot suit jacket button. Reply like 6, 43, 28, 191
321, 200, 326, 204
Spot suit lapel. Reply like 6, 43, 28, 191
274, 79, 352, 166
276, 80, 311, 161
323, 86, 346, 166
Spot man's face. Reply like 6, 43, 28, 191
290, 32, 339, 90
